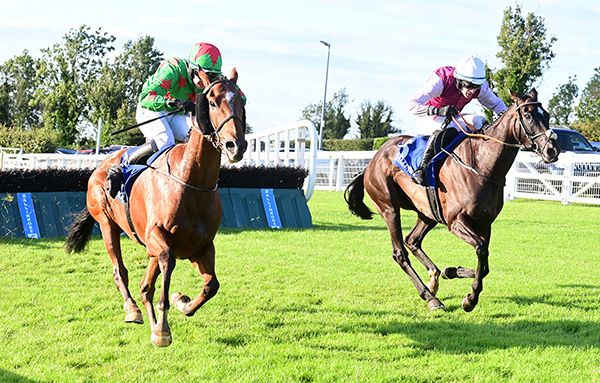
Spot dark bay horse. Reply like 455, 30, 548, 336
66, 68, 247, 346
345, 89, 559, 312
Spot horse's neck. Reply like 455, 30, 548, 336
176, 129, 221, 187
473, 115, 520, 180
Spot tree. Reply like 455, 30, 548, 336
0, 51, 41, 128
573, 67, 600, 141
32, 25, 116, 146
355, 100, 398, 138
87, 36, 163, 146
493, 5, 557, 105
548, 76, 578, 126
300, 88, 351, 139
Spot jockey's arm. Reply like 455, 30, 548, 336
138, 62, 180, 112
407, 73, 444, 116
477, 85, 508, 115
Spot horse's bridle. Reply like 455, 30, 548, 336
148, 77, 245, 193
513, 101, 556, 154
193, 77, 244, 150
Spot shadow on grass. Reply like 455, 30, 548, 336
357, 318, 600, 353
312, 223, 389, 232
0, 370, 39, 383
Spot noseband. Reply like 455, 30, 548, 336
514, 101, 555, 154
194, 77, 244, 149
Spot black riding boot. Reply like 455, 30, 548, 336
411, 129, 441, 186
106, 140, 158, 198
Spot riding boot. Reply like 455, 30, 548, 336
106, 140, 158, 198
411, 129, 442, 186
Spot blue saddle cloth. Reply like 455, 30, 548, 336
116, 144, 175, 204
393, 131, 467, 187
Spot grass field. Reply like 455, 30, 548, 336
0, 191, 598, 382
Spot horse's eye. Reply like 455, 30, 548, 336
209, 101, 217, 108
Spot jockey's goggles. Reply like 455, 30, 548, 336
458, 80, 481, 90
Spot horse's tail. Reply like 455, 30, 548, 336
344, 172, 374, 220
65, 209, 95, 254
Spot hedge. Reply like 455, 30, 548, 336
0, 125, 60, 153
0, 166, 308, 193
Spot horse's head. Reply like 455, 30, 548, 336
509, 88, 560, 163
193, 68, 247, 163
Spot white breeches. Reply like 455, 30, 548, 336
136, 105, 192, 149
413, 114, 487, 136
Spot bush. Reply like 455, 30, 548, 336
0, 125, 60, 153
573, 120, 600, 142
323, 138, 374, 151
372, 137, 391, 150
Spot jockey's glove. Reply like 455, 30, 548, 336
166, 99, 196, 114
436, 105, 458, 118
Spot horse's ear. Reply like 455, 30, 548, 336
196, 69, 212, 89
229, 67, 238, 84
528, 88, 538, 101
509, 89, 523, 103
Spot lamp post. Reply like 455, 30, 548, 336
318, 40, 331, 150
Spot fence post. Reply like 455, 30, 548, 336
561, 153, 574, 205
327, 155, 335, 190
335, 156, 345, 191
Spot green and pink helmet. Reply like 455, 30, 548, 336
187, 42, 222, 74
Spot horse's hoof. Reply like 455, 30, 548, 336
462, 297, 476, 312
125, 311, 143, 324
427, 298, 445, 311
170, 292, 191, 313
441, 267, 458, 279
151, 332, 173, 347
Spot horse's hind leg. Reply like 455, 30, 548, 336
404, 217, 441, 295
171, 242, 219, 316
99, 221, 143, 324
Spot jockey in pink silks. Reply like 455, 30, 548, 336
407, 56, 508, 185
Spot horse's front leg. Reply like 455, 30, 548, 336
171, 242, 220, 316
140, 256, 159, 329
146, 227, 176, 347
449, 215, 490, 312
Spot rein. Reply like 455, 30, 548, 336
451, 112, 521, 148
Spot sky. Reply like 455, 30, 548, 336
1, 0, 598, 136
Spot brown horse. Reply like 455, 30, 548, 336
66, 68, 247, 346
345, 89, 559, 312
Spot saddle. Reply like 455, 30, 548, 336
115, 144, 175, 204
393, 129, 467, 224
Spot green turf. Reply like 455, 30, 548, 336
0, 191, 598, 382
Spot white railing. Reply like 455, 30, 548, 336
505, 151, 600, 205
233, 120, 318, 200
312, 150, 600, 205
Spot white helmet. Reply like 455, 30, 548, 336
454, 56, 486, 85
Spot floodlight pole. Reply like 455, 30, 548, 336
318, 40, 331, 150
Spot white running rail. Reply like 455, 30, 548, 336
232, 120, 319, 200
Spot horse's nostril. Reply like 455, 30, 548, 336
225, 141, 236, 151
